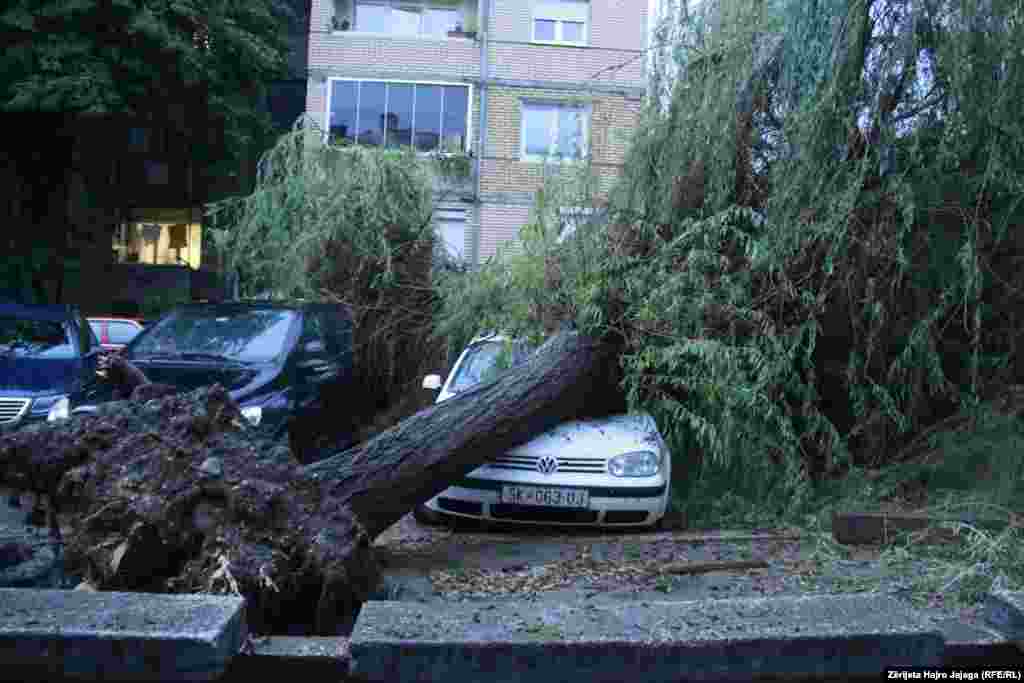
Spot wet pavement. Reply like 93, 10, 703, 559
371, 513, 994, 643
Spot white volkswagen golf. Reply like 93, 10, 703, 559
418, 334, 672, 527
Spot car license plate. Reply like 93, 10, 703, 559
501, 486, 589, 508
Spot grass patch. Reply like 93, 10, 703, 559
675, 401, 1024, 609
806, 404, 1024, 608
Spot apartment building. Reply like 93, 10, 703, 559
305, 0, 649, 264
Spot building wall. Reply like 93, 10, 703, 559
304, 0, 648, 265
481, 87, 640, 194
478, 203, 532, 262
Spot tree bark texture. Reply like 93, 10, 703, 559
0, 331, 623, 635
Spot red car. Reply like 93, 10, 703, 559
87, 318, 145, 351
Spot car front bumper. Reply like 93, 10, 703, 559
423, 475, 669, 527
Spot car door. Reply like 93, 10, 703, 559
289, 310, 339, 460
73, 311, 102, 390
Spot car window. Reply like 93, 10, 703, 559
89, 321, 104, 342
0, 316, 76, 359
108, 321, 142, 345
130, 309, 298, 363
448, 340, 535, 393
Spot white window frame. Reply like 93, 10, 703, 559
324, 77, 474, 155
519, 101, 590, 163
348, 0, 466, 39
434, 206, 468, 262
531, 0, 589, 46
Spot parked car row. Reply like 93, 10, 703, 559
2, 300, 356, 464
3, 300, 672, 529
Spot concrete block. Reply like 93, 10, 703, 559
223, 636, 353, 681
351, 593, 946, 682
985, 591, 1024, 652
0, 588, 246, 681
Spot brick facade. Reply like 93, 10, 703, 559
305, 0, 647, 264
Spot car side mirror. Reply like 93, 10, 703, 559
422, 374, 442, 390
304, 340, 325, 355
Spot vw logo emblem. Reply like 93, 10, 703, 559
536, 455, 559, 475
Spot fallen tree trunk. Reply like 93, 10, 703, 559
0, 331, 623, 636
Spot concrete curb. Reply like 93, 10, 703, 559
350, 593, 949, 682
0, 590, 1020, 681
985, 590, 1024, 653
0, 589, 246, 682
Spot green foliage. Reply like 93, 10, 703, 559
207, 117, 445, 424
436, 0, 1024, 527
208, 118, 435, 300
139, 288, 190, 321
0, 0, 291, 149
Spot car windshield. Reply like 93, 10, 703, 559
448, 339, 535, 393
0, 316, 76, 359
130, 309, 297, 364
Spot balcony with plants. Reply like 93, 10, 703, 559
325, 79, 476, 197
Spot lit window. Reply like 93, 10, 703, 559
520, 102, 588, 161
532, 0, 588, 45
327, 79, 470, 152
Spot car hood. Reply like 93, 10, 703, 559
507, 412, 663, 458
128, 361, 270, 399
0, 356, 80, 397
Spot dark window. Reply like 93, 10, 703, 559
414, 85, 443, 152
386, 84, 415, 148
329, 81, 358, 145
329, 80, 469, 152
357, 82, 387, 146
442, 85, 469, 152
0, 317, 76, 359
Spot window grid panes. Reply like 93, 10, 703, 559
354, 0, 464, 36
532, 0, 588, 44
521, 103, 588, 160
329, 80, 469, 153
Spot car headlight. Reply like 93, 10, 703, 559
46, 396, 70, 422
608, 450, 661, 477
31, 394, 67, 417
240, 405, 262, 427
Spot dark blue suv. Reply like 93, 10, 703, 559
64, 301, 356, 464
0, 302, 103, 430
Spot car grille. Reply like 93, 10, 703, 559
437, 498, 484, 516
603, 510, 651, 525
488, 454, 606, 474
490, 504, 599, 524
0, 398, 31, 425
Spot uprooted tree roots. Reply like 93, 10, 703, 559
0, 330, 623, 636
0, 385, 377, 635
